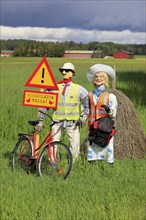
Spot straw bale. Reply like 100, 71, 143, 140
108, 89, 146, 159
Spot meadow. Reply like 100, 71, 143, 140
0, 57, 146, 220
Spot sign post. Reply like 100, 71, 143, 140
23, 57, 59, 156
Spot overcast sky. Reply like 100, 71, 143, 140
1, 0, 146, 44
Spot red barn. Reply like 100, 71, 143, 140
113, 51, 134, 59
0, 50, 13, 57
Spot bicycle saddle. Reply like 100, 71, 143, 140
28, 120, 39, 126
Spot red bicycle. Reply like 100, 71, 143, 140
12, 111, 72, 179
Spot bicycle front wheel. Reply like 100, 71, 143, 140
12, 136, 33, 172
38, 141, 72, 179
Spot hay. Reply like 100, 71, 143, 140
82, 89, 146, 159
108, 88, 146, 159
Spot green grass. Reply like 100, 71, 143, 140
0, 157, 145, 220
0, 57, 146, 220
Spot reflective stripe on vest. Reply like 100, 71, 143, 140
53, 83, 80, 120
88, 91, 109, 127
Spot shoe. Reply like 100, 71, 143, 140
108, 163, 114, 167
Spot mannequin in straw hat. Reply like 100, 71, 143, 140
87, 64, 118, 165
36, 62, 89, 162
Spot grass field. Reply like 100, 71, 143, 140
1, 57, 146, 220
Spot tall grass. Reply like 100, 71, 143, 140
0, 57, 146, 220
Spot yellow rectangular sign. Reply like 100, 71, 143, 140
23, 90, 58, 109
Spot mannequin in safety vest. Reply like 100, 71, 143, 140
86, 64, 118, 165
35, 62, 89, 162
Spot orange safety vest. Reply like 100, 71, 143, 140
88, 91, 109, 127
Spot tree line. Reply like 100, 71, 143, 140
0, 39, 145, 57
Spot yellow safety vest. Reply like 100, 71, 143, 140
53, 83, 80, 120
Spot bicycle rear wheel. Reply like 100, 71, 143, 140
38, 141, 72, 179
12, 136, 33, 172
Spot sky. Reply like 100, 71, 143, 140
1, 0, 146, 44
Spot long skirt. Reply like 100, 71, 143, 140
87, 137, 114, 164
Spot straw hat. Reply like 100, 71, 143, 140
87, 64, 115, 83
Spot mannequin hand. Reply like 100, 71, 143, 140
35, 121, 44, 132
108, 109, 114, 118
76, 118, 83, 127
76, 115, 88, 128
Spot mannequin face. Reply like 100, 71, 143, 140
61, 70, 73, 79
93, 72, 106, 86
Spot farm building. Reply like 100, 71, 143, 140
0, 50, 13, 57
62, 50, 102, 58
113, 51, 134, 59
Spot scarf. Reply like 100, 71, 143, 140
58, 78, 72, 95
92, 85, 105, 97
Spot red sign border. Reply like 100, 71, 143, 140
25, 57, 59, 90
23, 90, 58, 109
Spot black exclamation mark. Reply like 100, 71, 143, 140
41, 68, 45, 83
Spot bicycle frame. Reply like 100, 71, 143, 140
33, 129, 53, 160
25, 128, 57, 164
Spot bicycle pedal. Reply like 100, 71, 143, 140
28, 160, 37, 173
29, 156, 37, 160
21, 154, 32, 159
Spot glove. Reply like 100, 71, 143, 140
35, 121, 44, 132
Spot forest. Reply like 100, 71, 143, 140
0, 39, 145, 57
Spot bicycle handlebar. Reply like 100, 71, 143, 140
28, 110, 58, 128
39, 110, 54, 122
39, 110, 68, 127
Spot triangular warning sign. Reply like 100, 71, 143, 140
25, 57, 59, 90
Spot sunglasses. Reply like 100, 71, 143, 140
94, 75, 105, 79
60, 69, 72, 73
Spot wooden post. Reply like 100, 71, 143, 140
35, 88, 45, 157
112, 65, 116, 89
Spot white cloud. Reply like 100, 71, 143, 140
1, 26, 145, 44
